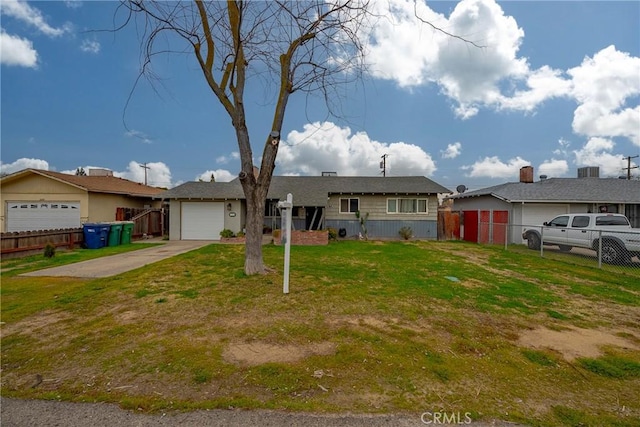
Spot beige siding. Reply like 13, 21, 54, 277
88, 193, 160, 223
224, 200, 243, 233
326, 194, 438, 221
169, 200, 182, 240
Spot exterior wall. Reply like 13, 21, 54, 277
224, 200, 243, 234
450, 196, 512, 212
322, 194, 440, 239
326, 194, 438, 221
169, 200, 182, 240
0, 175, 87, 232
168, 199, 245, 240
325, 219, 438, 239
87, 193, 160, 223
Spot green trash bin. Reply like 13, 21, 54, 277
121, 221, 134, 244
107, 222, 123, 246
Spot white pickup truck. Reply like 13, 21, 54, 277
522, 213, 640, 264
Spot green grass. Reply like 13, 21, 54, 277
1, 240, 639, 426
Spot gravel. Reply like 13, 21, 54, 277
1, 398, 522, 427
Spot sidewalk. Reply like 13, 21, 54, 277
20, 240, 214, 278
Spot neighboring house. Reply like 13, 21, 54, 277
0, 168, 165, 232
157, 175, 451, 240
448, 166, 640, 244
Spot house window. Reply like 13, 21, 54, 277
340, 198, 359, 213
387, 198, 428, 214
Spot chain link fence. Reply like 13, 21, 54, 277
476, 221, 640, 276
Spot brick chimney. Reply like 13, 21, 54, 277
520, 166, 534, 183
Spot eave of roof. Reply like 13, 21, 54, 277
156, 176, 452, 205
1, 168, 164, 197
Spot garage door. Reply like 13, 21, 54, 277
522, 204, 569, 228
181, 202, 225, 240
6, 201, 81, 232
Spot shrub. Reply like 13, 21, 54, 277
398, 226, 413, 240
327, 227, 338, 240
219, 229, 235, 238
43, 243, 56, 258
236, 231, 245, 238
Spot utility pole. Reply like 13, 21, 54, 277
622, 155, 639, 180
139, 162, 150, 185
380, 154, 388, 177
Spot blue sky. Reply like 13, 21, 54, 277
1, 0, 639, 191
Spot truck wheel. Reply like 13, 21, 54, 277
558, 245, 572, 252
527, 234, 541, 250
600, 242, 623, 264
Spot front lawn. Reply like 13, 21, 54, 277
1, 240, 638, 426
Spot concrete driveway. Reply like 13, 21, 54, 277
20, 240, 215, 278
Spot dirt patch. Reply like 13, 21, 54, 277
223, 341, 336, 366
518, 326, 639, 360
0, 310, 71, 338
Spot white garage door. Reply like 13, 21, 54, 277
6, 201, 81, 232
181, 202, 225, 240
522, 204, 569, 228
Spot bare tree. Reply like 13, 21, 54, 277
118, 0, 371, 275
118, 1, 477, 275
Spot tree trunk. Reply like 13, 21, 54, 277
243, 184, 266, 275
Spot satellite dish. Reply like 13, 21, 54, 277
456, 184, 467, 194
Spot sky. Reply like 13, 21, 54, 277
1, 0, 639, 191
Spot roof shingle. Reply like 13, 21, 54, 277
158, 176, 452, 205
1, 169, 165, 197
450, 178, 640, 203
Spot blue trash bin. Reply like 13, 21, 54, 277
83, 223, 111, 249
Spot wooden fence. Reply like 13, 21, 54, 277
1, 228, 84, 259
116, 207, 166, 238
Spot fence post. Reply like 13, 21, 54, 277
504, 222, 508, 251
597, 230, 602, 269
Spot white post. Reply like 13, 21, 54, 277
278, 193, 293, 294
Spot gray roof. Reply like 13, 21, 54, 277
158, 176, 451, 206
450, 178, 640, 203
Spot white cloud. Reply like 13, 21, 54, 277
277, 122, 437, 177
80, 39, 100, 54
360, 0, 638, 154
114, 161, 173, 188
461, 156, 530, 179
0, 30, 38, 67
553, 138, 571, 157
362, 0, 532, 117
538, 159, 568, 178
64, 0, 82, 9
498, 65, 571, 112
0, 157, 50, 174
64, 162, 173, 187
195, 169, 235, 182
215, 152, 239, 164
568, 46, 640, 146
441, 142, 462, 159
572, 137, 626, 177
125, 129, 153, 144
1, 0, 70, 37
